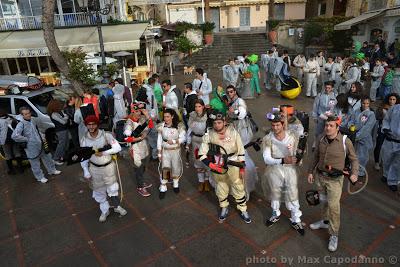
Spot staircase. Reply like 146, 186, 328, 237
182, 32, 271, 70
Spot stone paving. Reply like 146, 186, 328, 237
0, 69, 399, 267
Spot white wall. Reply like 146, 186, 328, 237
169, 8, 197, 24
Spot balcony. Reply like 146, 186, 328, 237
0, 12, 108, 31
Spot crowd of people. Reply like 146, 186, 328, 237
1, 41, 400, 254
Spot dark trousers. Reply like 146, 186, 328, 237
134, 158, 148, 188
374, 131, 385, 163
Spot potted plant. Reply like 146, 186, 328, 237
174, 35, 196, 59
268, 20, 279, 45
202, 22, 216, 45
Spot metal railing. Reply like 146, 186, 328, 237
0, 12, 108, 31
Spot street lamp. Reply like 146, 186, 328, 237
77, 0, 113, 83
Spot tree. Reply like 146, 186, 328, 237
42, 0, 85, 95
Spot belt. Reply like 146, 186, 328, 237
336, 71, 341, 73
309, 72, 317, 73
89, 160, 112, 167
318, 169, 342, 178
164, 146, 180, 150
192, 133, 204, 137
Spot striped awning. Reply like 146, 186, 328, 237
0, 22, 148, 58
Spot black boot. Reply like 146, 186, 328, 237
6, 160, 16, 175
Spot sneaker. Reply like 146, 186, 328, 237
49, 170, 62, 175
99, 211, 110, 222
328, 235, 338, 252
173, 187, 180, 194
142, 182, 153, 189
240, 211, 252, 224
219, 207, 229, 222
374, 163, 381, 171
53, 160, 64, 166
114, 206, 127, 216
38, 177, 48, 183
389, 185, 398, 192
292, 221, 305, 235
137, 187, 151, 197
310, 220, 329, 230
266, 214, 280, 227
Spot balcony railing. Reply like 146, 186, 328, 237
0, 12, 108, 31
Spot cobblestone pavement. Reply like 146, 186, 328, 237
0, 68, 399, 267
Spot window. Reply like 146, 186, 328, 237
14, 99, 37, 117
1, 1, 17, 16
274, 3, 285, 20
0, 98, 12, 114
29, 92, 54, 115
256, 5, 260, 11
318, 3, 327, 15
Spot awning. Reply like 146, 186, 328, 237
334, 10, 384, 31
0, 22, 148, 59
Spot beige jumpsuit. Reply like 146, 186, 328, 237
199, 126, 247, 212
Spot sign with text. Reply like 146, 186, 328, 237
15, 48, 50, 58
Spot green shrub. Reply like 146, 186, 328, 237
201, 22, 215, 34
62, 48, 96, 86
304, 16, 353, 52
174, 35, 197, 53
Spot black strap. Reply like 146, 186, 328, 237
89, 160, 112, 167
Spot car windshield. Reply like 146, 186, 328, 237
28, 91, 54, 114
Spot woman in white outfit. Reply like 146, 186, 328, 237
157, 109, 186, 199
186, 99, 211, 192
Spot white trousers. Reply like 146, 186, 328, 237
92, 182, 119, 214
306, 73, 317, 96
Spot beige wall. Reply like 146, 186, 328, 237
284, 3, 306, 20
220, 4, 268, 30
250, 5, 268, 28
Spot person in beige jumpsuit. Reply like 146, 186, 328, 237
199, 111, 251, 223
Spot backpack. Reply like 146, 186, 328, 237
173, 87, 184, 108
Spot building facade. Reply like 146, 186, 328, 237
334, 0, 400, 47
136, 0, 307, 32
305, 0, 366, 18
0, 0, 148, 76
